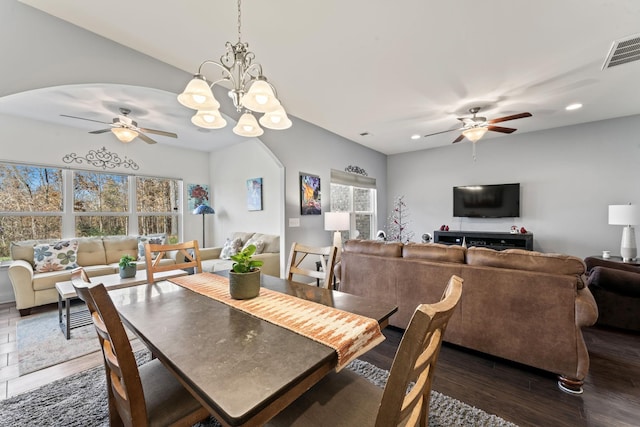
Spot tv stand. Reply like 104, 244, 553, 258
433, 230, 533, 251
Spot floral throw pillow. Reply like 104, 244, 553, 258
220, 237, 243, 260
33, 240, 80, 273
137, 234, 167, 261
242, 238, 265, 254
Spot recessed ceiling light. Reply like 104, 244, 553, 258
410, 134, 421, 140
566, 103, 583, 111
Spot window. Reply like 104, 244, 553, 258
330, 169, 377, 240
0, 164, 63, 260
0, 161, 183, 260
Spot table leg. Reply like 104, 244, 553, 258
65, 297, 71, 340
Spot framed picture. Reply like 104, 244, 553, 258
187, 183, 210, 211
247, 177, 263, 211
300, 173, 321, 215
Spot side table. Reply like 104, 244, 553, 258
56, 268, 187, 339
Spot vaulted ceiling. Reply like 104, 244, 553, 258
10, 0, 640, 154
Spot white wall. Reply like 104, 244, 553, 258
210, 139, 283, 246
388, 115, 640, 258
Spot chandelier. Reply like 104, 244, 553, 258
177, 0, 291, 137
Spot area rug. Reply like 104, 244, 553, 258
0, 351, 518, 427
16, 306, 101, 375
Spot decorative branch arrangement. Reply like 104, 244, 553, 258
386, 195, 414, 243
62, 147, 139, 170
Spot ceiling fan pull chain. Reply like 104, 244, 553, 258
472, 141, 477, 161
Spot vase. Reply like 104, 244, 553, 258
119, 265, 137, 279
229, 269, 261, 299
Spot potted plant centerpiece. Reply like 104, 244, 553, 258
118, 254, 137, 279
229, 244, 263, 299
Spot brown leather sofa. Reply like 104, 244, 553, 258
336, 240, 599, 394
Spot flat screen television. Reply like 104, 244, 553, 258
453, 183, 520, 218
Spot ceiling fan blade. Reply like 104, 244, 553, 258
423, 127, 463, 138
487, 125, 517, 134
89, 129, 111, 134
138, 133, 157, 144
139, 128, 178, 138
488, 112, 532, 124
60, 114, 111, 125
452, 134, 465, 143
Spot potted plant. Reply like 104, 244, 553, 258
229, 244, 264, 299
118, 254, 137, 279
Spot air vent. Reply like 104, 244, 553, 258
602, 34, 640, 69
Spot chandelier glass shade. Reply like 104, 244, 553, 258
177, 0, 291, 137
461, 127, 488, 142
111, 127, 138, 143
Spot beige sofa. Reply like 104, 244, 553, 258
336, 240, 599, 394
8, 235, 176, 315
198, 232, 280, 277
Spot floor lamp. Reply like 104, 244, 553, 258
609, 204, 639, 262
193, 204, 215, 248
324, 212, 350, 258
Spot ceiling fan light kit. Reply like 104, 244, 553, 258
178, 0, 291, 137
111, 127, 139, 143
461, 127, 488, 142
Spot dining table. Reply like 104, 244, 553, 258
108, 271, 398, 427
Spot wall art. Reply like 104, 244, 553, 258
300, 173, 321, 215
187, 183, 210, 211
247, 177, 263, 211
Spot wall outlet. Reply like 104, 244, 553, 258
289, 218, 300, 227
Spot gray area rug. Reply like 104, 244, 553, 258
16, 306, 100, 375
0, 350, 517, 427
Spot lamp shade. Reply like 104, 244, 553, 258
233, 112, 264, 137
178, 75, 220, 110
193, 204, 215, 215
242, 79, 280, 113
461, 127, 488, 142
609, 204, 639, 225
191, 109, 227, 129
324, 212, 350, 231
259, 105, 292, 130
111, 127, 138, 143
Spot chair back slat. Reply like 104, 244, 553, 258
286, 242, 338, 289
375, 275, 463, 427
145, 240, 202, 284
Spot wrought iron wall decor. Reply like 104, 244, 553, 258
344, 165, 367, 176
62, 147, 139, 170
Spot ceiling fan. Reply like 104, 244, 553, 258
424, 107, 532, 144
60, 107, 178, 144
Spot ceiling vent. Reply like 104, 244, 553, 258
602, 34, 640, 70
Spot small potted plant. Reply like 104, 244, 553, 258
118, 254, 137, 279
229, 244, 263, 299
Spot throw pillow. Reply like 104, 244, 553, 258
242, 237, 265, 254
137, 234, 167, 261
33, 240, 80, 273
220, 237, 243, 260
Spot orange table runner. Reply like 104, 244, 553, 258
168, 272, 385, 371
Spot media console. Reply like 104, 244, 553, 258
433, 230, 534, 251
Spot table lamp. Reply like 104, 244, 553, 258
324, 212, 350, 255
193, 204, 215, 247
609, 204, 639, 262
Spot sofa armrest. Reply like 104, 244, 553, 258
199, 247, 223, 261
8, 260, 35, 310
575, 286, 598, 327
584, 256, 640, 274
587, 266, 640, 297
254, 252, 280, 277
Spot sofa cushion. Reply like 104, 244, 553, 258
466, 247, 586, 277
136, 234, 167, 260
242, 237, 265, 254
33, 240, 80, 273
343, 240, 403, 257
252, 233, 280, 253
231, 232, 256, 245
10, 240, 39, 265
76, 237, 107, 266
402, 242, 466, 263
220, 237, 243, 260
103, 235, 139, 264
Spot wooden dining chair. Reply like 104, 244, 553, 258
286, 242, 338, 289
70, 269, 210, 427
145, 240, 202, 284
266, 274, 464, 427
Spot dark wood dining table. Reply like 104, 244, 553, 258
108, 272, 397, 427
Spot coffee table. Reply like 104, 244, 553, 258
55, 269, 187, 339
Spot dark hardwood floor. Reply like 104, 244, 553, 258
360, 325, 640, 427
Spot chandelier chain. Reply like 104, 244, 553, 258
237, 0, 242, 43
